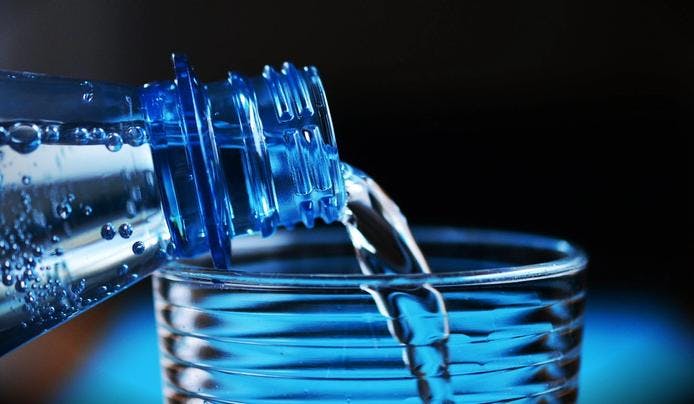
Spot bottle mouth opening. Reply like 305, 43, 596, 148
225, 63, 345, 235
155, 226, 587, 289
143, 54, 346, 269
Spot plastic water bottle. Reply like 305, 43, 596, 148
0, 54, 345, 354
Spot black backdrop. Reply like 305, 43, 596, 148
0, 1, 691, 307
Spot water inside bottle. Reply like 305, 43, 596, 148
0, 121, 170, 353
1, 120, 452, 403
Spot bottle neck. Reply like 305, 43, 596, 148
141, 55, 345, 268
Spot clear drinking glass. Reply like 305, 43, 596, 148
152, 227, 587, 403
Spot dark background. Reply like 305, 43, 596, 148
0, 0, 690, 301
0, 0, 691, 402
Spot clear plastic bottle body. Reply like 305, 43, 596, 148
0, 143, 169, 353
0, 56, 345, 354
0, 70, 173, 353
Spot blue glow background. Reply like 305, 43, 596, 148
51, 291, 694, 403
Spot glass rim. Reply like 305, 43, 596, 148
155, 227, 587, 288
